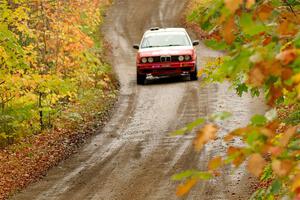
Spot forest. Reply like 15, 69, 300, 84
174, 0, 300, 199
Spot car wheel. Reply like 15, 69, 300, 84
137, 74, 146, 85
190, 67, 198, 81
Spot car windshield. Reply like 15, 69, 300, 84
141, 32, 191, 49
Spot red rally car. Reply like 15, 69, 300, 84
133, 27, 199, 85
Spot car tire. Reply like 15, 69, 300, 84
137, 73, 146, 85
190, 67, 198, 81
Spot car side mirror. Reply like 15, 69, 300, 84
133, 44, 139, 50
192, 40, 200, 46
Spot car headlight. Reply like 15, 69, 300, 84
148, 57, 154, 63
178, 55, 184, 62
185, 55, 191, 61
141, 57, 148, 63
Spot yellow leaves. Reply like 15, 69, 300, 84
197, 68, 205, 77
224, 0, 243, 13
292, 174, 300, 193
246, 0, 255, 9
176, 178, 198, 197
193, 124, 218, 152
277, 20, 298, 37
278, 127, 296, 147
272, 160, 293, 177
292, 73, 300, 85
292, 73, 300, 99
222, 16, 236, 44
247, 153, 267, 177
208, 156, 223, 171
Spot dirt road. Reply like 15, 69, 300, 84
12, 0, 266, 199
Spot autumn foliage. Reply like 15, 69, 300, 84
0, 0, 113, 147
175, 0, 300, 199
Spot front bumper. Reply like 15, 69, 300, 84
137, 61, 196, 77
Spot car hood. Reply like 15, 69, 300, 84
138, 46, 194, 57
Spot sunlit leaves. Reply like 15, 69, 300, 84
240, 13, 267, 36
172, 170, 213, 181
251, 115, 267, 126
222, 15, 236, 44
278, 126, 296, 147
247, 153, 267, 177
176, 178, 198, 197
183, 0, 300, 198
255, 3, 273, 21
292, 174, 300, 193
0, 0, 111, 144
276, 49, 299, 65
208, 156, 223, 171
224, 0, 242, 13
171, 118, 205, 136
246, 0, 255, 9
174, 171, 213, 196
193, 124, 218, 152
271, 159, 293, 177
210, 111, 232, 121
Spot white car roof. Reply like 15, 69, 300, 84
144, 28, 187, 35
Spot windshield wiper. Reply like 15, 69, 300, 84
143, 45, 161, 48
167, 44, 183, 47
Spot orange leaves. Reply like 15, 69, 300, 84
278, 127, 296, 147
247, 64, 266, 87
292, 174, 300, 193
276, 49, 299, 65
246, 0, 255, 9
247, 61, 285, 87
222, 16, 236, 44
193, 124, 218, 152
255, 3, 273, 20
277, 20, 298, 37
176, 178, 198, 197
208, 156, 223, 171
272, 160, 293, 177
247, 153, 267, 177
263, 145, 284, 157
224, 0, 243, 13
262, 35, 272, 46
227, 146, 245, 167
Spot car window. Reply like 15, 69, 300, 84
141, 32, 191, 49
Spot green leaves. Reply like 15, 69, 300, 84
171, 111, 232, 136
185, 0, 300, 198
171, 118, 205, 136
251, 115, 267, 126
236, 83, 248, 97
0, 0, 113, 147
172, 170, 213, 181
210, 111, 232, 121
240, 14, 267, 36
204, 39, 228, 50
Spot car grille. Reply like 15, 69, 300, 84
151, 56, 181, 63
